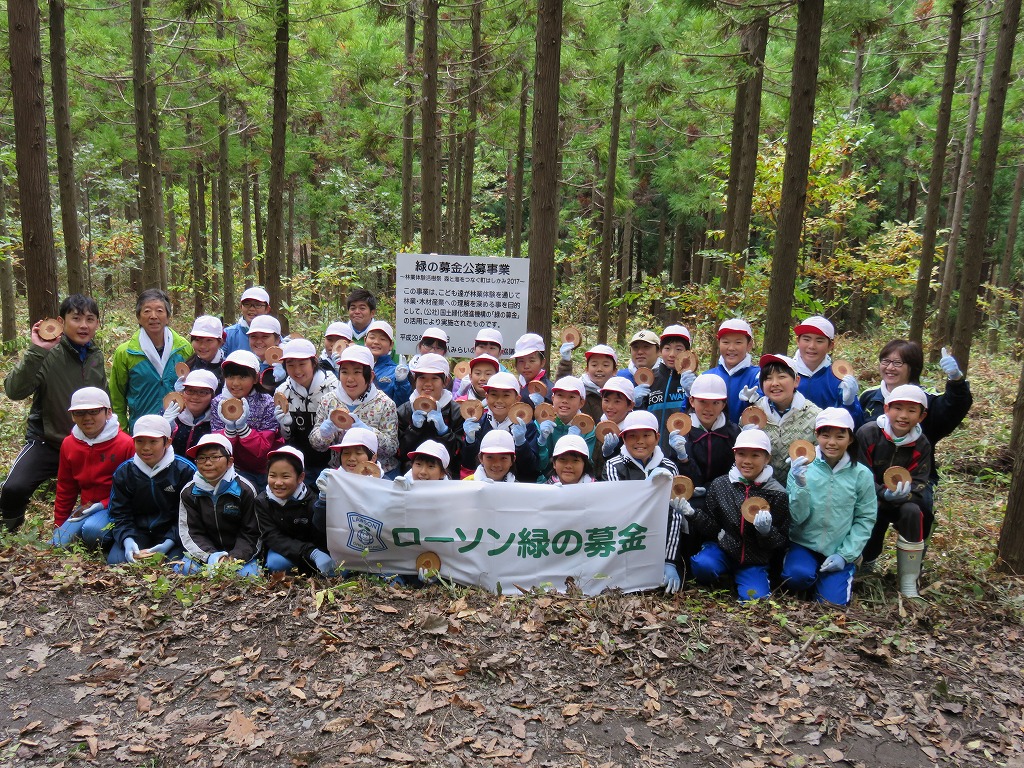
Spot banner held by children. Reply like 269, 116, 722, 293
325, 472, 670, 595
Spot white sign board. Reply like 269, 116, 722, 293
394, 253, 530, 357
325, 471, 670, 595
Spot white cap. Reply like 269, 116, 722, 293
552, 376, 585, 398
421, 327, 449, 344
733, 428, 771, 453
280, 338, 318, 360
339, 345, 374, 368
186, 432, 233, 458
409, 439, 450, 469
411, 352, 450, 377
222, 350, 261, 373
630, 330, 660, 346
367, 320, 394, 341
884, 384, 929, 409
758, 353, 798, 376
133, 414, 171, 439
484, 371, 520, 391
240, 286, 270, 304
718, 318, 753, 339
815, 407, 855, 431
469, 353, 500, 372
190, 315, 224, 339
325, 322, 353, 340
619, 410, 659, 435
476, 328, 503, 346
183, 369, 220, 391
794, 315, 835, 340
600, 376, 635, 400
334, 427, 379, 454
479, 429, 516, 455
267, 444, 305, 468
248, 315, 281, 336
68, 387, 111, 411
689, 373, 728, 400
513, 333, 546, 358
660, 325, 692, 345
585, 344, 618, 365
552, 434, 590, 458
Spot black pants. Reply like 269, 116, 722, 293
861, 501, 934, 563
0, 440, 61, 529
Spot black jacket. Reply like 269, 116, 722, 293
255, 489, 327, 572
693, 474, 790, 567
397, 399, 465, 478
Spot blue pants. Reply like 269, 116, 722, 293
690, 542, 771, 602
265, 550, 297, 573
781, 543, 856, 605
172, 554, 262, 577
51, 508, 112, 550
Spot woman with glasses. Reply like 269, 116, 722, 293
408, 327, 449, 370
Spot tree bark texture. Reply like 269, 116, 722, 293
401, 1, 417, 248
0, 163, 17, 342
265, 0, 290, 310
987, 161, 1024, 353
511, 69, 529, 259
997, 358, 1024, 573
131, 0, 161, 289
457, 0, 483, 256
420, 0, 442, 252
217, 2, 235, 312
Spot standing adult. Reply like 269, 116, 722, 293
223, 286, 272, 355
0, 295, 107, 531
110, 289, 193, 431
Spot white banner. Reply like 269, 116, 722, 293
325, 472, 670, 595
394, 253, 530, 357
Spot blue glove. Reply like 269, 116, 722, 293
883, 480, 912, 502
839, 374, 859, 406
601, 431, 619, 458
124, 538, 140, 563
411, 409, 428, 429
940, 347, 962, 380
668, 430, 688, 461
739, 385, 760, 404
458, 377, 473, 397
663, 563, 681, 595
787, 455, 809, 487
350, 415, 369, 431
511, 418, 528, 447
395, 364, 410, 382
537, 420, 556, 445
464, 418, 481, 444
272, 362, 285, 383
633, 383, 651, 405
528, 392, 544, 407
678, 370, 696, 394
753, 510, 772, 535
150, 539, 175, 555
207, 551, 229, 565
218, 398, 250, 432
819, 554, 847, 573
427, 409, 448, 435
319, 417, 338, 441
567, 425, 582, 437
310, 549, 336, 576
559, 341, 574, 362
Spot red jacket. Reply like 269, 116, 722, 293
54, 427, 135, 526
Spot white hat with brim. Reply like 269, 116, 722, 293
133, 414, 171, 439
479, 429, 516, 455
733, 428, 771, 453
884, 384, 929, 410
660, 325, 692, 345
619, 410, 659, 435
332, 427, 379, 455
718, 318, 753, 339
585, 344, 618, 365
247, 315, 281, 336
183, 369, 220, 391
280, 338, 318, 360
190, 315, 224, 339
690, 373, 728, 400
240, 287, 270, 304
476, 328, 503, 346
421, 327, 449, 344
367, 320, 394, 341
186, 432, 233, 459
600, 376, 635, 400
469, 353, 501, 372
68, 387, 111, 411
325, 322, 353, 340
815, 407, 855, 432
512, 333, 545, 358
411, 353, 450, 377
267, 444, 305, 469
552, 434, 590, 458
408, 439, 450, 469
222, 350, 261, 373
794, 316, 835, 340
339, 345, 375, 368
552, 376, 586, 399
484, 372, 520, 392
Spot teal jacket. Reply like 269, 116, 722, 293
536, 416, 596, 474
786, 453, 877, 564
110, 328, 193, 431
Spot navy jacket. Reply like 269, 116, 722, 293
108, 453, 196, 550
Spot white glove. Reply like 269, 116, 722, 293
394, 473, 414, 490
678, 370, 696, 394
648, 467, 674, 482
316, 470, 332, 494
663, 563, 681, 595
559, 341, 574, 362
740, 385, 760, 404
528, 392, 544, 407
668, 430, 688, 461
820, 554, 847, 573
463, 418, 481, 444
274, 404, 293, 429
939, 347, 962, 380
669, 496, 694, 516
457, 377, 473, 397
839, 374, 859, 406
218, 397, 250, 433
162, 400, 182, 425
787, 455, 809, 487
395, 364, 410, 382
883, 480, 912, 502
124, 538, 140, 563
633, 384, 651, 405
753, 510, 772, 535
418, 566, 438, 584
601, 431, 619, 458
537, 420, 556, 445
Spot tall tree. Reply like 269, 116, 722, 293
456, 0, 484, 256
526, 0, 564, 350
400, 1, 417, 248
0, 164, 17, 341
265, 0, 290, 310
131, 0, 162, 288
217, 1, 234, 311
762, 0, 824, 353
7, 0, 60, 321
987, 161, 1024, 353
420, 0, 442, 252
510, 69, 529, 259
998, 360, 1024, 573
951, 0, 1022, 373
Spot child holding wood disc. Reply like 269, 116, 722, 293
535, 377, 597, 475
791, 316, 863, 426
512, 333, 554, 405
747, 354, 821, 484
634, 325, 696, 460
461, 372, 539, 482
542, 434, 597, 485
704, 318, 761, 425
396, 354, 464, 478
553, 343, 620, 424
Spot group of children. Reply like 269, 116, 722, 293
1, 288, 972, 604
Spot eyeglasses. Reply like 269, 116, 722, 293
421, 339, 447, 350
183, 388, 212, 397
195, 454, 227, 465
241, 300, 268, 309
879, 359, 905, 369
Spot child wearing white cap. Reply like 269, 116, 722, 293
461, 372, 541, 482
397, 354, 464, 478
456, 354, 500, 404
464, 430, 517, 482
703, 318, 761, 425
50, 387, 136, 549
223, 286, 272, 355
309, 345, 399, 478
106, 414, 194, 565
365, 320, 412, 405
684, 428, 790, 601
677, 373, 740, 504
553, 343, 620, 424
319, 321, 353, 376
542, 435, 595, 485
409, 327, 450, 368
594, 376, 635, 480
512, 333, 554, 405
749, 354, 821, 484
395, 440, 451, 485
536, 376, 597, 475
791, 316, 863, 426
166, 369, 219, 458
635, 325, 697, 461
781, 408, 877, 606
177, 315, 225, 393
854, 384, 933, 597
245, 314, 286, 393
452, 328, 510, 395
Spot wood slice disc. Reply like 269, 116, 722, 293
134, 549, 157, 560
535, 403, 557, 423
221, 397, 244, 420
527, 380, 548, 397
416, 551, 441, 574
38, 318, 63, 341
355, 460, 381, 478
883, 466, 912, 492
741, 497, 770, 524
264, 345, 283, 364
175, 362, 190, 378
274, 392, 289, 413
831, 359, 855, 379
788, 439, 816, 462
739, 408, 767, 429
672, 475, 694, 500
633, 366, 655, 386
460, 400, 484, 420
571, 413, 595, 434
163, 391, 185, 410
330, 408, 354, 430
666, 412, 692, 436
453, 361, 471, 380
594, 421, 619, 441
332, 339, 349, 355
509, 402, 534, 424
674, 351, 697, 373
560, 325, 583, 348
413, 395, 437, 414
